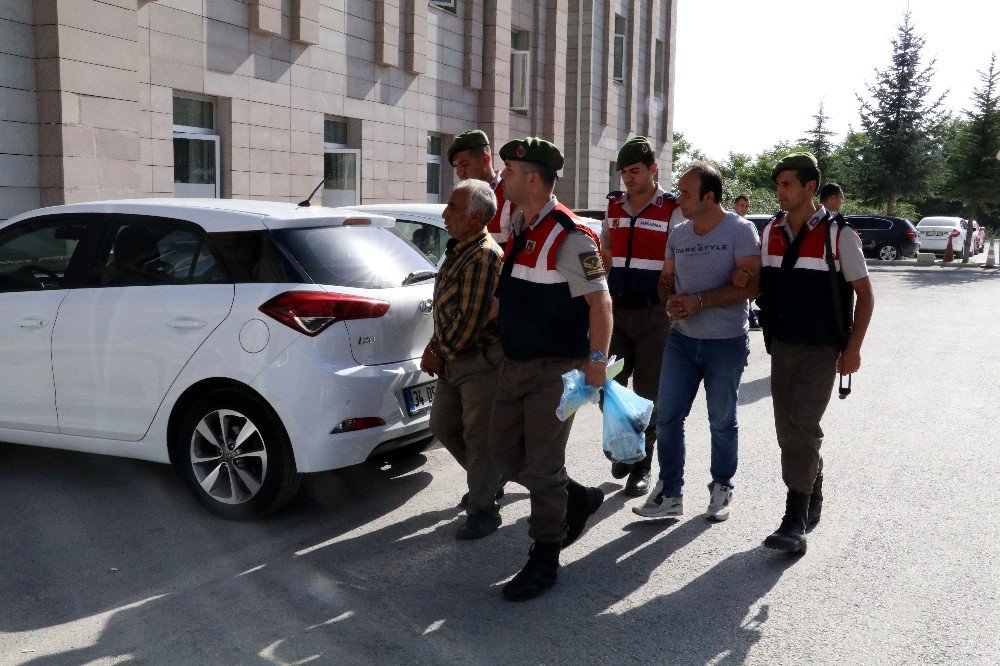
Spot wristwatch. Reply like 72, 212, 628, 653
589, 350, 607, 363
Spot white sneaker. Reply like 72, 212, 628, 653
705, 482, 733, 521
632, 481, 683, 518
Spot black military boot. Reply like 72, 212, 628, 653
623, 465, 651, 497
562, 479, 605, 548
807, 473, 824, 529
501, 541, 560, 601
763, 491, 810, 554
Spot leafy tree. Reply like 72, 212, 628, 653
855, 12, 949, 215
800, 101, 837, 177
946, 54, 1000, 235
671, 130, 708, 177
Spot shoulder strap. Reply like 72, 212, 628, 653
824, 214, 847, 343
551, 208, 581, 234
606, 190, 624, 201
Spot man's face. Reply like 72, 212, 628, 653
824, 192, 844, 212
452, 149, 490, 182
441, 188, 478, 242
500, 160, 528, 206
676, 172, 708, 220
733, 198, 750, 217
775, 171, 814, 211
619, 161, 657, 196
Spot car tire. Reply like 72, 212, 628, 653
877, 244, 901, 261
174, 388, 301, 520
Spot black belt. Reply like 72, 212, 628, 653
612, 294, 659, 309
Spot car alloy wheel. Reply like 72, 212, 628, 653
190, 408, 268, 505
176, 388, 300, 519
878, 244, 900, 261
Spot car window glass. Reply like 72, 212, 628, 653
211, 231, 300, 283
274, 226, 434, 289
394, 220, 448, 264
102, 221, 220, 287
0, 220, 88, 292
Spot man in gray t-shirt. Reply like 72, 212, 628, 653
633, 162, 761, 522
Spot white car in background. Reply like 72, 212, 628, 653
0, 199, 438, 519
916, 216, 978, 258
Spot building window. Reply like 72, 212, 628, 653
510, 31, 530, 113
173, 94, 220, 198
426, 134, 443, 204
323, 118, 360, 207
613, 15, 626, 84
654, 39, 664, 97
429, 0, 456, 12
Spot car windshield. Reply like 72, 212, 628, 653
274, 226, 434, 289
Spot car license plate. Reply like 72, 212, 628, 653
404, 381, 435, 416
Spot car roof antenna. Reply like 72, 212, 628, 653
298, 177, 328, 207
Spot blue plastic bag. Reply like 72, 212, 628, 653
556, 369, 600, 421
602, 379, 654, 464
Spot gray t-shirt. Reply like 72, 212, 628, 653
665, 212, 760, 339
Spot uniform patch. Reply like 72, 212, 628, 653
579, 252, 605, 280
524, 240, 537, 254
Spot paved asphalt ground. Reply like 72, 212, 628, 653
1, 263, 998, 665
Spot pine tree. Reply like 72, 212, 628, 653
855, 13, 948, 215
947, 54, 1000, 230
800, 101, 836, 178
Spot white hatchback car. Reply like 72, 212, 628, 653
0, 198, 438, 519
916, 216, 978, 258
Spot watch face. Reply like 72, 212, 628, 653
590, 350, 605, 362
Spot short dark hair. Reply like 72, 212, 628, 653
792, 167, 822, 193
819, 182, 843, 201
684, 161, 723, 204
734, 194, 750, 205
522, 161, 558, 188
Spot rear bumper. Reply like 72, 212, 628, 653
250, 339, 434, 473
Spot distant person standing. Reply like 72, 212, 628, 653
448, 130, 517, 245
601, 136, 684, 496
819, 183, 844, 214
732, 194, 760, 330
757, 154, 874, 554
633, 162, 760, 522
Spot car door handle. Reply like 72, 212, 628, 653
166, 318, 207, 330
15, 317, 46, 328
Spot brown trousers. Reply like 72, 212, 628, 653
609, 302, 670, 468
769, 338, 840, 493
429, 342, 505, 514
488, 356, 586, 543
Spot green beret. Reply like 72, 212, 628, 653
447, 130, 490, 166
770, 152, 819, 182
498, 136, 564, 171
616, 136, 654, 170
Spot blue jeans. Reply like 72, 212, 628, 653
655, 330, 749, 497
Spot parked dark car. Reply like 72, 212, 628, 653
845, 214, 919, 260
746, 214, 774, 236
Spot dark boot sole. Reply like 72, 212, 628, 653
501, 578, 557, 601
763, 534, 807, 554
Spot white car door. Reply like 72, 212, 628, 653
51, 217, 234, 441
0, 218, 92, 432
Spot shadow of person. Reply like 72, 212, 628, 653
738, 375, 772, 405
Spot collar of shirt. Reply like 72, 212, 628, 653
512, 195, 558, 232
774, 206, 829, 231
490, 173, 501, 190
622, 185, 668, 217
444, 228, 489, 259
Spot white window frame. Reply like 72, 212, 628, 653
426, 134, 444, 204
429, 0, 456, 12
613, 15, 626, 84
510, 31, 530, 113
322, 118, 360, 207
172, 94, 220, 199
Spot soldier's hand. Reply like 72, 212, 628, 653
585, 361, 606, 389
838, 346, 861, 375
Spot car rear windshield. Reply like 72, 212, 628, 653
917, 219, 957, 228
274, 226, 434, 289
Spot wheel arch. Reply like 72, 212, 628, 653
166, 378, 291, 468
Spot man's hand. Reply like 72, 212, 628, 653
838, 345, 861, 375
666, 292, 701, 320
487, 296, 499, 321
419, 342, 443, 377
585, 361, 607, 389
730, 266, 753, 289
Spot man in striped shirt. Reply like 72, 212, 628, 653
420, 179, 506, 540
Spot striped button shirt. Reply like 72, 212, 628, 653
432, 229, 503, 361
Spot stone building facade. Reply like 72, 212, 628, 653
0, 0, 677, 220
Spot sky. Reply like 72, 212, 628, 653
673, 0, 1000, 161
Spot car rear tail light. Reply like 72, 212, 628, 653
949, 229, 962, 238
906, 230, 916, 239
342, 217, 372, 226
331, 417, 386, 434
259, 291, 390, 336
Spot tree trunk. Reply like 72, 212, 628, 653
886, 196, 895, 216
